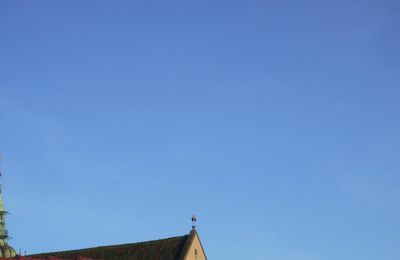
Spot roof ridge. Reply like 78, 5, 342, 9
30, 234, 189, 257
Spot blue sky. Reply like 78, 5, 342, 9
0, 1, 399, 259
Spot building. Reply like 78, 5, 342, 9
0, 173, 207, 260
31, 228, 207, 260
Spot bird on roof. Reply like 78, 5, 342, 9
191, 215, 197, 230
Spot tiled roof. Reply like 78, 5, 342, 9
30, 235, 190, 260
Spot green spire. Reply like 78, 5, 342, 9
0, 173, 8, 238
0, 176, 6, 213
0, 169, 16, 258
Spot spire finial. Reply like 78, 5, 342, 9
191, 214, 197, 230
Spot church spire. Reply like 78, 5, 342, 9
0, 172, 9, 239
0, 158, 16, 258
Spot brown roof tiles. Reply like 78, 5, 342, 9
30, 234, 190, 260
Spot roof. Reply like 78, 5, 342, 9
29, 234, 191, 260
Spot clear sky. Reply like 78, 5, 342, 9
0, 1, 399, 259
